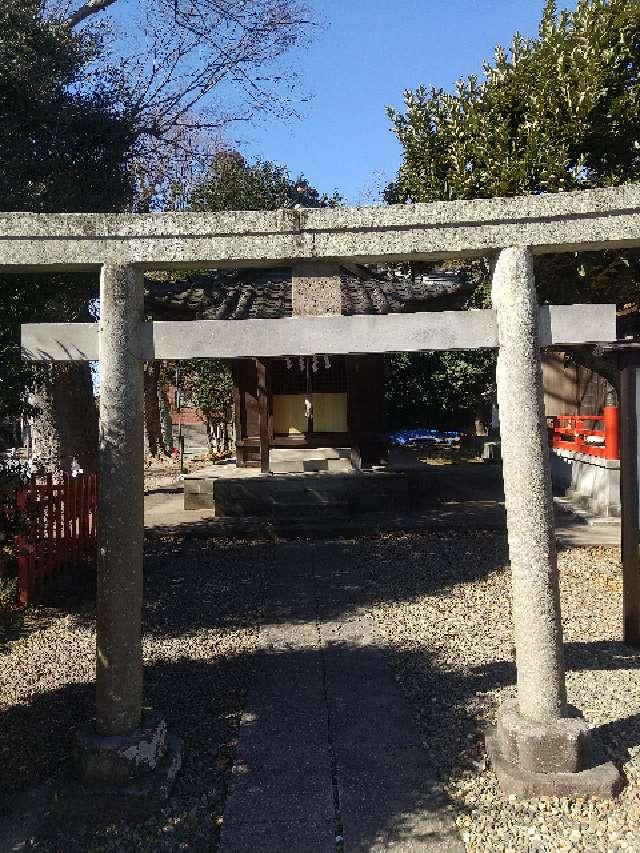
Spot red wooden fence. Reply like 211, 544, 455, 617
15, 473, 98, 605
548, 405, 620, 461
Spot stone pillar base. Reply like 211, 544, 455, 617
486, 699, 622, 798
63, 711, 182, 821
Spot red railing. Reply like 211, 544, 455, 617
548, 406, 619, 460
15, 473, 98, 605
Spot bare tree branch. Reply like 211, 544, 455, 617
53, 0, 315, 207
66, 0, 119, 28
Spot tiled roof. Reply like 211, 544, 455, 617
145, 267, 473, 320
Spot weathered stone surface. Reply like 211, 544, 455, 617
4, 183, 640, 269
96, 264, 145, 736
550, 449, 621, 518
21, 303, 616, 362
492, 247, 567, 723
487, 248, 623, 799
291, 262, 342, 315
219, 543, 464, 853
74, 711, 168, 785
28, 362, 99, 475
183, 477, 214, 510
486, 730, 622, 799
211, 470, 409, 518
493, 698, 591, 775
58, 735, 182, 823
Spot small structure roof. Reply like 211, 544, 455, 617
145, 266, 474, 321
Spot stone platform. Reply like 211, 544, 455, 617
184, 465, 410, 518
550, 448, 620, 518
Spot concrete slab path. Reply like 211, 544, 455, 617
218, 542, 464, 853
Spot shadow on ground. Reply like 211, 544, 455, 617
141, 530, 510, 637
0, 529, 636, 852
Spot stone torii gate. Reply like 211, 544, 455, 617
11, 184, 639, 806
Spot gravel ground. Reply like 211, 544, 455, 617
0, 536, 270, 852
2, 529, 639, 852
362, 531, 640, 853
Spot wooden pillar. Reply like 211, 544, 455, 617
346, 354, 387, 469
620, 355, 640, 644
231, 362, 243, 467
346, 356, 363, 470
257, 359, 270, 473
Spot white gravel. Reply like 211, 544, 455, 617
365, 531, 640, 853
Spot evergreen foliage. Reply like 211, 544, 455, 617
0, 0, 135, 213
190, 151, 342, 212
0, 1, 136, 428
384, 0, 640, 429
181, 360, 234, 456
386, 0, 640, 205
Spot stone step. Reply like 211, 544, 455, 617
269, 459, 326, 474
327, 458, 352, 472
213, 471, 410, 518
269, 456, 353, 474
269, 447, 350, 462
270, 495, 348, 518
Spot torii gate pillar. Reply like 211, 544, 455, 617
486, 247, 620, 796
74, 264, 181, 805
95, 263, 145, 734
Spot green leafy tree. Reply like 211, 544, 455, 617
190, 151, 342, 212
0, 2, 135, 214
384, 0, 640, 428
181, 361, 234, 457
386, 350, 496, 432
387, 0, 640, 205
0, 1, 136, 468
1, 0, 314, 460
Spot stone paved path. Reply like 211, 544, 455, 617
218, 542, 464, 853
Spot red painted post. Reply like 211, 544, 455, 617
79, 474, 87, 565
73, 476, 79, 567
31, 476, 40, 599
62, 474, 69, 571
46, 474, 53, 586
16, 489, 29, 605
604, 405, 620, 460
13, 471, 101, 606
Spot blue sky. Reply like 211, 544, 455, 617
110, 0, 548, 205
237, 0, 548, 204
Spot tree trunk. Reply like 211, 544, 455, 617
144, 362, 162, 458
205, 420, 215, 458
158, 379, 173, 454
223, 416, 229, 452
29, 363, 99, 476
